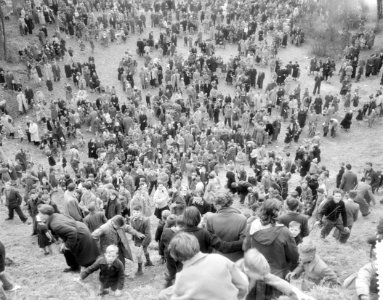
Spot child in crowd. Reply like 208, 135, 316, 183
237, 248, 314, 300
83, 202, 107, 233
155, 209, 171, 258
288, 221, 303, 245
286, 239, 339, 290
36, 213, 55, 255
160, 215, 183, 287
80, 245, 124, 296
130, 205, 153, 275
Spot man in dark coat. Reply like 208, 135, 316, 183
340, 164, 358, 193
39, 204, 100, 272
4, 182, 28, 223
278, 197, 309, 244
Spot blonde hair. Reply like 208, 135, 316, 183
106, 245, 119, 254
244, 249, 270, 276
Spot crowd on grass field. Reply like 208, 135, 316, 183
1, 0, 383, 299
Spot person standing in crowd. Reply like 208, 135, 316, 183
340, 164, 358, 193
206, 193, 247, 262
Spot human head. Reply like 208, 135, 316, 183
105, 245, 119, 264
333, 189, 343, 203
161, 209, 171, 222
111, 215, 125, 228
183, 206, 201, 227
286, 197, 300, 212
346, 164, 352, 170
298, 239, 317, 264
214, 193, 233, 210
365, 162, 372, 171
38, 204, 55, 222
131, 205, 143, 218
348, 190, 357, 200
258, 199, 282, 225
243, 248, 271, 281
288, 221, 301, 238
166, 214, 177, 227
87, 202, 96, 213
168, 232, 200, 262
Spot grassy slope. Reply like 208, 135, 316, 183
0, 15, 382, 300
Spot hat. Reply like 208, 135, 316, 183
317, 187, 325, 194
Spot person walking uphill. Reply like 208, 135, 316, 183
38, 204, 100, 273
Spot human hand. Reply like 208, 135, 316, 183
343, 227, 350, 234
114, 289, 122, 297
285, 272, 296, 281
59, 243, 68, 253
136, 232, 145, 239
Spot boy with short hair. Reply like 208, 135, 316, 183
131, 205, 152, 275
288, 221, 303, 245
286, 239, 338, 291
80, 245, 124, 296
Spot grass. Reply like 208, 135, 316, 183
1, 13, 383, 300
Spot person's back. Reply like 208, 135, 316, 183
84, 211, 107, 233
244, 219, 299, 278
172, 253, 247, 300
206, 207, 247, 261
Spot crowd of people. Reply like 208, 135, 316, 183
1, 0, 383, 299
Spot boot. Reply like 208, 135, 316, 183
135, 263, 143, 276
144, 253, 154, 267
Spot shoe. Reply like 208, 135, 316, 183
9, 285, 21, 292
5, 218, 13, 221
135, 269, 144, 276
362, 211, 371, 217
63, 267, 80, 273
98, 290, 109, 296
145, 261, 154, 267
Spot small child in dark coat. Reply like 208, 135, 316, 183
160, 215, 184, 287
155, 209, 171, 261
131, 205, 152, 275
80, 245, 124, 296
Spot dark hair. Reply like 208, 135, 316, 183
348, 191, 357, 199
111, 215, 125, 227
38, 204, 55, 215
214, 193, 233, 208
333, 188, 343, 196
258, 199, 282, 225
183, 206, 201, 227
346, 164, 352, 170
289, 220, 301, 228
168, 232, 200, 262
286, 197, 300, 211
